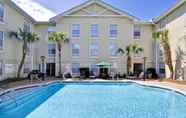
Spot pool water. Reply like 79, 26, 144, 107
1, 82, 186, 118
0, 83, 64, 118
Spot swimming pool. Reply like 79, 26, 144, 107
0, 82, 186, 118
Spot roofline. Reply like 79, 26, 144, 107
135, 21, 154, 25
97, 0, 140, 20
153, 0, 186, 23
35, 21, 49, 25
5, 0, 37, 23
50, 0, 140, 21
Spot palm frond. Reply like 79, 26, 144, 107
9, 31, 18, 38
125, 45, 131, 55
48, 32, 69, 43
117, 48, 125, 55
9, 27, 40, 43
135, 47, 144, 54
132, 44, 138, 51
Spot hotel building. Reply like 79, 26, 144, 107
0, 0, 185, 80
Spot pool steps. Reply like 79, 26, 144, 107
0, 83, 64, 111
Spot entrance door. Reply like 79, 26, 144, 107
99, 68, 109, 78
134, 63, 143, 76
46, 63, 55, 77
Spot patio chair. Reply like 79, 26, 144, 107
138, 72, 144, 80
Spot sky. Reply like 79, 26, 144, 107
32, 0, 179, 21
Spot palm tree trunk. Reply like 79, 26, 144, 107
17, 43, 27, 78
164, 45, 174, 79
58, 43, 62, 77
127, 56, 132, 75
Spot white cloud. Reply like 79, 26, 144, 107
12, 0, 56, 22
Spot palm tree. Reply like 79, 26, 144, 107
48, 32, 69, 77
9, 28, 39, 78
118, 43, 143, 75
153, 30, 174, 79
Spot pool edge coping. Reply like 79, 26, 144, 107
0, 80, 186, 97
0, 80, 61, 96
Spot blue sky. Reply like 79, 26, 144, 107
33, 0, 178, 21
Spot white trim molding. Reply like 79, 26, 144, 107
50, 0, 140, 22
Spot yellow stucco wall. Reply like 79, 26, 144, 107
155, 2, 186, 78
0, 0, 34, 80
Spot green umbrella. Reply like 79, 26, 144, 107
96, 61, 111, 67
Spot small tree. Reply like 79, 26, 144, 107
153, 30, 174, 79
118, 43, 143, 75
9, 28, 39, 78
48, 32, 69, 77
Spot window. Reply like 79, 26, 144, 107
133, 25, 141, 39
48, 25, 55, 33
48, 44, 56, 57
0, 3, 4, 22
89, 43, 99, 57
0, 31, 4, 50
91, 24, 99, 37
72, 43, 80, 57
109, 43, 118, 57
23, 23, 31, 32
109, 24, 117, 37
72, 24, 80, 37
90, 64, 99, 75
72, 63, 80, 74
0, 61, 3, 75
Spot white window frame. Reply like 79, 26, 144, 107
71, 43, 80, 58
48, 43, 56, 58
0, 2, 5, 23
0, 31, 4, 51
48, 25, 55, 33
89, 42, 99, 58
90, 24, 99, 38
23, 22, 32, 33
71, 24, 80, 38
109, 24, 118, 38
133, 25, 141, 40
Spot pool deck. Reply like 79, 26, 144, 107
0, 78, 186, 95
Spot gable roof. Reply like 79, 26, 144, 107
153, 0, 186, 23
4, 0, 56, 23
11, 0, 56, 23
51, 0, 140, 21
5, 0, 36, 23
